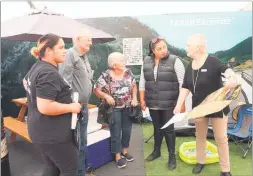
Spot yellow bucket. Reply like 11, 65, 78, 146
179, 141, 219, 164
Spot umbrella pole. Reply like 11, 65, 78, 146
27, 0, 37, 9
145, 134, 154, 143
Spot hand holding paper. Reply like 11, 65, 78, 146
161, 112, 188, 129
142, 107, 150, 118
161, 85, 241, 130
71, 92, 79, 130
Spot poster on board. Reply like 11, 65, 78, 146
123, 38, 143, 65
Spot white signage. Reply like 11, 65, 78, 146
123, 38, 143, 65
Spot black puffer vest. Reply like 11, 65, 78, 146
143, 54, 179, 110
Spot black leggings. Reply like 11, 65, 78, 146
34, 141, 78, 176
150, 109, 175, 153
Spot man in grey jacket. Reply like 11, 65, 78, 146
58, 29, 93, 176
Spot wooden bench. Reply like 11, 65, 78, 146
4, 116, 32, 143
4, 98, 28, 143
3, 97, 96, 143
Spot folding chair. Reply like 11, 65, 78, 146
227, 105, 252, 158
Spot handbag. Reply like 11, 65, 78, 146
97, 75, 114, 125
128, 105, 143, 123
97, 101, 114, 125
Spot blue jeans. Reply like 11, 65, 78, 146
76, 104, 89, 176
109, 107, 132, 154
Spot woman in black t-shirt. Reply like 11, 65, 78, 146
174, 34, 238, 176
23, 34, 81, 176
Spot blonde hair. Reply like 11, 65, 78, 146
29, 33, 61, 59
30, 40, 48, 58
30, 47, 40, 58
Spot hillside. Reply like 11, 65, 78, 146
77, 17, 187, 58
77, 17, 158, 47
214, 37, 252, 62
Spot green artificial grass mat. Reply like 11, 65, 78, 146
142, 123, 252, 176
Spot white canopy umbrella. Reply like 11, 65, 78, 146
1, 7, 115, 43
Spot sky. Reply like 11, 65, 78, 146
1, 2, 250, 22
137, 11, 252, 52
1, 1, 251, 52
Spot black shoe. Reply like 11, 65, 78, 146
145, 151, 161, 162
121, 153, 134, 162
168, 153, 176, 170
220, 172, 232, 176
192, 163, 205, 174
116, 158, 127, 169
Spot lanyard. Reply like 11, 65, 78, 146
192, 69, 200, 94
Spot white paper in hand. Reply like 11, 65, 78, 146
161, 112, 188, 129
142, 107, 151, 118
71, 92, 79, 130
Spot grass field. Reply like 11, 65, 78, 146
142, 123, 252, 176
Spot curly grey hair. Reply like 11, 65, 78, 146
108, 52, 125, 69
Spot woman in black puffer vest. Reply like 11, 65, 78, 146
139, 36, 185, 170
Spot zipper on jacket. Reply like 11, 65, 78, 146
155, 60, 160, 107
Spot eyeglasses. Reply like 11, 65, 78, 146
151, 36, 164, 44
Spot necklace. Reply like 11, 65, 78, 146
191, 55, 208, 93
192, 69, 200, 94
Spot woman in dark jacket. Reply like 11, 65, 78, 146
139, 36, 185, 170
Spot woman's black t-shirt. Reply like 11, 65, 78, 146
26, 60, 72, 144
182, 55, 230, 118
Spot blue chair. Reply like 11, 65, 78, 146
227, 105, 252, 158
228, 104, 251, 133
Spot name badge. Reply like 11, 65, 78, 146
201, 69, 207, 72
